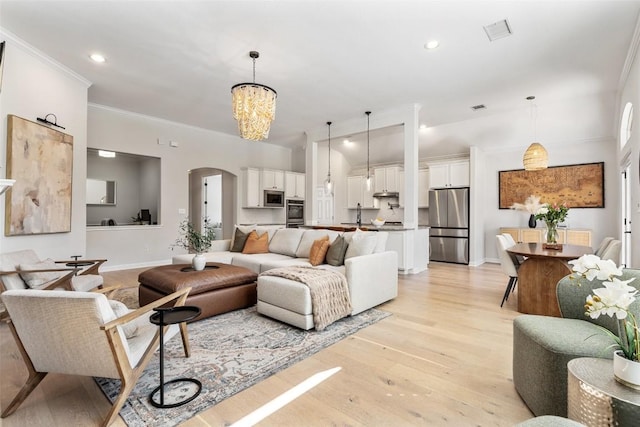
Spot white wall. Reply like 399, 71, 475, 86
0, 30, 90, 259
86, 105, 293, 269
618, 21, 640, 268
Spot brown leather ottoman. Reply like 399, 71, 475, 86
138, 263, 258, 321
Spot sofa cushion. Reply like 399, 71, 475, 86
268, 228, 305, 257
309, 238, 330, 266
232, 253, 293, 274
295, 230, 340, 258
326, 235, 348, 266
255, 226, 281, 242
230, 224, 256, 251
345, 230, 378, 260
18, 259, 64, 289
242, 231, 270, 254
259, 258, 312, 273
374, 231, 388, 253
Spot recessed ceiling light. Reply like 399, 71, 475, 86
419, 124, 428, 130
98, 150, 116, 158
424, 40, 439, 50
90, 53, 106, 63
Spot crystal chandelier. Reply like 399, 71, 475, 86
231, 51, 277, 141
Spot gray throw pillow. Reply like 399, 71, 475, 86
231, 228, 249, 252
325, 235, 348, 266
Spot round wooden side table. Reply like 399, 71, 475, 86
567, 357, 640, 426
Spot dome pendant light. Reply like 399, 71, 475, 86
365, 111, 372, 190
523, 96, 548, 171
325, 121, 332, 193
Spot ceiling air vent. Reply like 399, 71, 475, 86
484, 19, 512, 42
471, 104, 486, 111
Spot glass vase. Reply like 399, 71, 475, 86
545, 222, 558, 244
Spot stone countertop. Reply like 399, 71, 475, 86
301, 223, 429, 231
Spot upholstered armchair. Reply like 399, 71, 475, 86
0, 250, 107, 294
512, 269, 640, 417
1, 286, 192, 427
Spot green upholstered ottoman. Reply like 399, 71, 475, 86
514, 415, 585, 426
512, 315, 616, 417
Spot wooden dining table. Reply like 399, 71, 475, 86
506, 242, 593, 317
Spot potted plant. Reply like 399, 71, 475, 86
534, 202, 569, 248
569, 254, 640, 389
510, 195, 543, 229
172, 218, 216, 271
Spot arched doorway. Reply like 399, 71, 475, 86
188, 168, 237, 240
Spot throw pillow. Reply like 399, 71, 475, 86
325, 235, 348, 266
230, 228, 250, 252
18, 259, 64, 289
230, 224, 255, 251
108, 300, 139, 338
242, 230, 270, 254
345, 231, 378, 260
308, 236, 330, 266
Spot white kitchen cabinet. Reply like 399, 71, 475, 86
285, 172, 305, 199
243, 168, 262, 207
374, 166, 401, 193
428, 160, 469, 188
347, 175, 375, 209
418, 169, 430, 207
262, 169, 284, 190
386, 228, 429, 274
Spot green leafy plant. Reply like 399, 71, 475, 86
171, 218, 216, 254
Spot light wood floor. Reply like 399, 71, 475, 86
0, 262, 533, 426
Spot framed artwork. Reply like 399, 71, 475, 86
5, 115, 74, 235
498, 162, 604, 209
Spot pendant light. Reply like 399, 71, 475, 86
231, 51, 277, 141
523, 96, 548, 171
325, 121, 332, 192
365, 111, 372, 190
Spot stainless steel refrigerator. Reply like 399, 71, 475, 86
429, 187, 469, 264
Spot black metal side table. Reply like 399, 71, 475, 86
149, 306, 202, 408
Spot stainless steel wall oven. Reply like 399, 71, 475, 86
286, 199, 304, 228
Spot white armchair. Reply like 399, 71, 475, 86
0, 250, 106, 294
1, 286, 192, 427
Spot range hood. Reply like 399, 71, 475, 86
373, 191, 399, 198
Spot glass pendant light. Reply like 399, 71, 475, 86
325, 121, 332, 192
365, 111, 371, 190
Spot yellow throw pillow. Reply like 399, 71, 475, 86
309, 236, 330, 266
242, 230, 270, 254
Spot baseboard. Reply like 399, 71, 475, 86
100, 259, 172, 272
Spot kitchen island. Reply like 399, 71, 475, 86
301, 224, 429, 274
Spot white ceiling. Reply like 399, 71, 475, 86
1, 1, 639, 166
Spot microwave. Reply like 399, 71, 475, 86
264, 190, 284, 207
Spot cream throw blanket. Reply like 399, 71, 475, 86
260, 267, 352, 331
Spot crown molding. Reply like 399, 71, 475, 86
0, 27, 91, 88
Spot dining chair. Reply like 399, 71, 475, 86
496, 235, 519, 307
593, 237, 614, 257
1, 286, 192, 427
599, 239, 621, 264
502, 233, 524, 264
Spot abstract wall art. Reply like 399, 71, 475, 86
5, 115, 73, 235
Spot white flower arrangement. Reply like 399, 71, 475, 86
569, 254, 638, 362
511, 195, 544, 215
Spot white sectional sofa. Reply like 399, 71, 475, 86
172, 226, 399, 323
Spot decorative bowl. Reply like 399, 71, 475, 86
371, 218, 385, 228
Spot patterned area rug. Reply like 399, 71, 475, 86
95, 306, 391, 427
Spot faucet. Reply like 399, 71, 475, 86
356, 202, 362, 228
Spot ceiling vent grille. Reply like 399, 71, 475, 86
471, 104, 486, 111
484, 19, 512, 41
